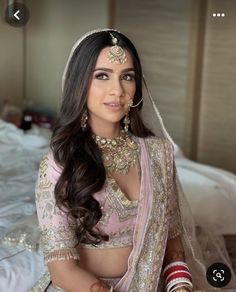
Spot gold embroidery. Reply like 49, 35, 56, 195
164, 141, 183, 239
95, 172, 138, 228
40, 225, 78, 254
80, 228, 134, 249
109, 177, 138, 208
36, 153, 78, 262
44, 247, 80, 263
128, 137, 170, 291
3, 225, 39, 251
39, 155, 49, 175
33, 137, 182, 291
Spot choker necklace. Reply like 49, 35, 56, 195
92, 130, 139, 174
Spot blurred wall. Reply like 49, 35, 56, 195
0, 0, 24, 108
198, 0, 236, 172
0, 0, 109, 113
113, 0, 236, 173
114, 0, 192, 151
25, 0, 109, 113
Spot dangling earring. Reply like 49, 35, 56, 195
80, 109, 88, 131
123, 99, 133, 133
123, 113, 130, 133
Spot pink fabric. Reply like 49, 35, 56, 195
114, 138, 153, 290
34, 137, 183, 291
91, 189, 138, 247
93, 192, 137, 235
35, 151, 76, 231
36, 150, 138, 248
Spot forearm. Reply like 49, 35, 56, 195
163, 235, 185, 266
163, 236, 193, 292
48, 260, 116, 292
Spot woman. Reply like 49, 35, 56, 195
31, 29, 210, 292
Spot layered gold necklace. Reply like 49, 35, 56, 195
93, 130, 139, 174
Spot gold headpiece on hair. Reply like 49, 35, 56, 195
107, 33, 127, 64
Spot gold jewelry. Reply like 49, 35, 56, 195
128, 99, 133, 107
93, 129, 139, 174
108, 33, 127, 64
130, 97, 143, 107
80, 109, 88, 131
123, 99, 133, 132
123, 112, 130, 133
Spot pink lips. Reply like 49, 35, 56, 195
103, 102, 122, 111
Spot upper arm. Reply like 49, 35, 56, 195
35, 151, 80, 264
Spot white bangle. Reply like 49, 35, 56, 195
165, 270, 192, 284
109, 285, 114, 292
166, 278, 193, 292
163, 261, 189, 275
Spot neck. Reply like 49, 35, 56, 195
89, 122, 121, 139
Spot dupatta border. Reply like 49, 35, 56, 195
115, 137, 173, 291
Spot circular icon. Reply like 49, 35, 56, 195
5, 2, 30, 27
206, 263, 231, 288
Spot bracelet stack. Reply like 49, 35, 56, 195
163, 261, 193, 292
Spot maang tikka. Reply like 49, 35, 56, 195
108, 33, 127, 64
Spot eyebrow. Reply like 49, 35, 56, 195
93, 67, 135, 73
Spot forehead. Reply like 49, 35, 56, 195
95, 47, 134, 69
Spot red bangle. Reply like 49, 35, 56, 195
165, 271, 192, 285
164, 265, 189, 278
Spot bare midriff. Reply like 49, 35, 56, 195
78, 246, 133, 278
77, 165, 140, 278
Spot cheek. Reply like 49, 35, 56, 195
89, 83, 107, 98
122, 79, 135, 91
87, 85, 103, 105
128, 81, 136, 92
127, 83, 136, 98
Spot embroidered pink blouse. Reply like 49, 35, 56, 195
35, 137, 182, 263
36, 152, 139, 262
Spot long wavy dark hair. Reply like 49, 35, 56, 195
51, 30, 154, 245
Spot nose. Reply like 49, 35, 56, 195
109, 78, 124, 98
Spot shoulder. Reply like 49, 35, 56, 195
39, 150, 63, 183
136, 136, 174, 166
141, 136, 174, 153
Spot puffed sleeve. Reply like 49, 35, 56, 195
35, 151, 80, 263
165, 141, 183, 240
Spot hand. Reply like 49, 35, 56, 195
174, 287, 192, 292
89, 280, 119, 292
90, 281, 110, 292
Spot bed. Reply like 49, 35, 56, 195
0, 119, 235, 291
0, 120, 48, 291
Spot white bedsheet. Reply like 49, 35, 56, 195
174, 144, 236, 235
0, 120, 47, 292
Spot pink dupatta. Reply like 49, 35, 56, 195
115, 137, 170, 291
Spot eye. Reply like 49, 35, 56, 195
122, 74, 135, 81
95, 73, 109, 80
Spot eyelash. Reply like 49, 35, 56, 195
95, 73, 135, 81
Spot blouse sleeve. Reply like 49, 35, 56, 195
165, 141, 183, 240
35, 151, 80, 263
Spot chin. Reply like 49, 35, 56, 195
106, 118, 123, 125
103, 113, 125, 123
